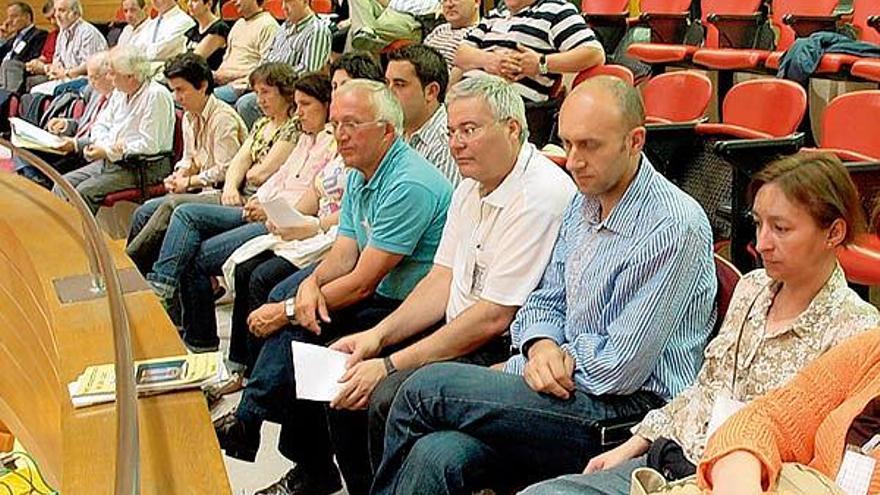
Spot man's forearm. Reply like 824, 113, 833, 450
547, 45, 604, 73
373, 267, 451, 349
454, 44, 488, 72
391, 300, 517, 370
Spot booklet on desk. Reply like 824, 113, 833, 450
9, 117, 66, 155
67, 352, 228, 408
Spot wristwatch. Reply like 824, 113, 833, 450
284, 297, 296, 324
383, 355, 397, 375
538, 54, 549, 75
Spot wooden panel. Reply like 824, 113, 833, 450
0, 173, 231, 494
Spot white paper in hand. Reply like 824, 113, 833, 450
263, 196, 311, 229
291, 341, 350, 401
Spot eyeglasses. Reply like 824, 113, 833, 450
329, 119, 385, 135
448, 121, 503, 144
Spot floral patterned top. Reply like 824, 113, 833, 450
249, 115, 299, 164
633, 264, 880, 463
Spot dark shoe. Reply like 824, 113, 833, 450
255, 465, 342, 495
213, 412, 260, 462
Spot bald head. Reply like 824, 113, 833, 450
565, 76, 645, 134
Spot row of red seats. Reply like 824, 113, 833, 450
580, 0, 880, 84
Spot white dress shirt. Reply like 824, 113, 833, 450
90, 80, 175, 162
116, 19, 150, 48
135, 6, 196, 61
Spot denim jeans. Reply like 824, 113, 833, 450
234, 271, 400, 494
213, 84, 245, 105
176, 220, 269, 349
235, 92, 263, 130
228, 252, 296, 375
147, 203, 248, 291
126, 192, 220, 274
371, 363, 664, 495
518, 456, 647, 495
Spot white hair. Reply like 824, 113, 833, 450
109, 45, 151, 83
336, 79, 404, 136
447, 75, 529, 144
86, 50, 110, 75
56, 0, 83, 15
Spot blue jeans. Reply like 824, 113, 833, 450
234, 269, 400, 494
213, 84, 244, 105
518, 456, 646, 495
177, 220, 269, 349
235, 92, 263, 130
371, 363, 664, 495
147, 203, 248, 291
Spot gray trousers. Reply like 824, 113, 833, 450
57, 160, 169, 213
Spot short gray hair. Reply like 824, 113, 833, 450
336, 79, 404, 136
447, 75, 529, 144
86, 50, 110, 75
56, 0, 83, 15
109, 45, 151, 83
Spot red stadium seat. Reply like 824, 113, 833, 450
838, 234, 880, 286
265, 0, 285, 19
643, 70, 712, 123
696, 78, 806, 138
801, 91, 880, 161
852, 59, 880, 82
628, 0, 762, 66
713, 253, 741, 334
221, 0, 240, 20
311, 0, 333, 14
572, 64, 635, 87
581, 0, 630, 52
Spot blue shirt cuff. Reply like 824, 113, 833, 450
520, 322, 566, 352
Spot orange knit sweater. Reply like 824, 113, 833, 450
697, 329, 880, 493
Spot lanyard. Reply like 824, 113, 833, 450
730, 281, 773, 395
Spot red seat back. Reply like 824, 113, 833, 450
771, 0, 838, 50
581, 0, 628, 14
638, 0, 692, 14
7, 95, 19, 118
701, 0, 763, 48
713, 254, 741, 333
852, 0, 880, 44
723, 78, 806, 136
311, 0, 333, 13
265, 0, 285, 19
643, 70, 712, 122
573, 64, 635, 87
822, 90, 880, 161
221, 1, 239, 20
173, 109, 185, 162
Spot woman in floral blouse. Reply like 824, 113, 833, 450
521, 153, 880, 495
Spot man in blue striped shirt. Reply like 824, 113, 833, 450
370, 76, 717, 495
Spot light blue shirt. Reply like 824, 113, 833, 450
505, 156, 717, 401
338, 137, 453, 301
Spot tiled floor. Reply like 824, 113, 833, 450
215, 304, 348, 495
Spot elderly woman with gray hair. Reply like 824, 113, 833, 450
59, 45, 175, 213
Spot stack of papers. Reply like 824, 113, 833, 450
291, 342, 349, 402
262, 196, 314, 229
9, 117, 66, 155
67, 352, 228, 408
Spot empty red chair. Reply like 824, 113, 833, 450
838, 234, 880, 286
643, 70, 712, 123
802, 91, 880, 161
581, 0, 628, 13
694, 0, 837, 71
581, 0, 630, 51
572, 64, 635, 87
696, 78, 807, 138
851, 12, 880, 81
627, 0, 761, 66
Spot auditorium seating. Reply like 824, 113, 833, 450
572, 63, 636, 87
580, 0, 630, 53
801, 90, 880, 161
627, 0, 764, 68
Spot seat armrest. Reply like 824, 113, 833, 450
583, 12, 628, 24
869, 15, 880, 33
590, 414, 645, 447
118, 151, 173, 167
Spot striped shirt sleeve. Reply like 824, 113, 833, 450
299, 22, 331, 73
549, 3, 600, 52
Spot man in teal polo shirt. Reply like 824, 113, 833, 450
214, 79, 452, 495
